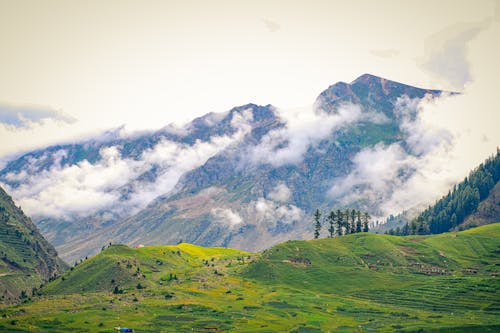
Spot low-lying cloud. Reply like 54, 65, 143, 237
1, 111, 252, 219
250, 104, 363, 166
330, 83, 499, 221
211, 208, 243, 226
327, 92, 469, 218
268, 183, 292, 202
253, 197, 303, 225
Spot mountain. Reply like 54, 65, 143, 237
0, 186, 67, 302
3, 224, 499, 332
0, 74, 447, 262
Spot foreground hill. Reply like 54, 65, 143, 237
0, 187, 67, 302
0, 74, 448, 262
1, 224, 498, 332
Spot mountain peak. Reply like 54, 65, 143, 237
316, 73, 443, 111
351, 73, 385, 84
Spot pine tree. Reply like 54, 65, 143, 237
409, 220, 417, 235
402, 223, 410, 236
327, 210, 336, 238
350, 209, 356, 234
356, 210, 362, 233
314, 209, 322, 239
362, 212, 370, 232
395, 226, 401, 235
344, 210, 351, 234
336, 209, 343, 236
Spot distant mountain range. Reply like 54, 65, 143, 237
0, 74, 450, 262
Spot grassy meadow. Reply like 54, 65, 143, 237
0, 224, 499, 332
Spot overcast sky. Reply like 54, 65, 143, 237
0, 0, 499, 160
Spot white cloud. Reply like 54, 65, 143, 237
2, 146, 144, 218
268, 183, 292, 202
394, 94, 453, 155
250, 104, 362, 166
328, 143, 414, 208
253, 198, 303, 225
418, 21, 489, 90
211, 208, 243, 226
261, 18, 281, 33
1, 110, 253, 219
0, 103, 76, 129
327, 93, 460, 217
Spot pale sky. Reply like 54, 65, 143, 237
1, 0, 499, 158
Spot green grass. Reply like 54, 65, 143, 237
1, 224, 499, 332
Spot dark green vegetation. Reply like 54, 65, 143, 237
315, 208, 370, 238
1, 224, 498, 332
0, 187, 67, 303
389, 150, 500, 236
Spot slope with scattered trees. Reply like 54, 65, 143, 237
387, 150, 500, 236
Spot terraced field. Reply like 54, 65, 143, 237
0, 224, 499, 332
0, 187, 67, 301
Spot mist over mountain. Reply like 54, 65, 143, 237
0, 74, 459, 262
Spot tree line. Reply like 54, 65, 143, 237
387, 149, 500, 236
314, 209, 370, 239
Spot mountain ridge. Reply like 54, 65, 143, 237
0, 73, 449, 262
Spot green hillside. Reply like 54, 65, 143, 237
0, 224, 499, 332
42, 243, 249, 295
0, 187, 67, 303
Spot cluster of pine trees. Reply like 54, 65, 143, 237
313, 209, 370, 239
388, 150, 500, 236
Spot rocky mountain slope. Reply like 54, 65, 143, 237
0, 74, 447, 262
0, 186, 67, 302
